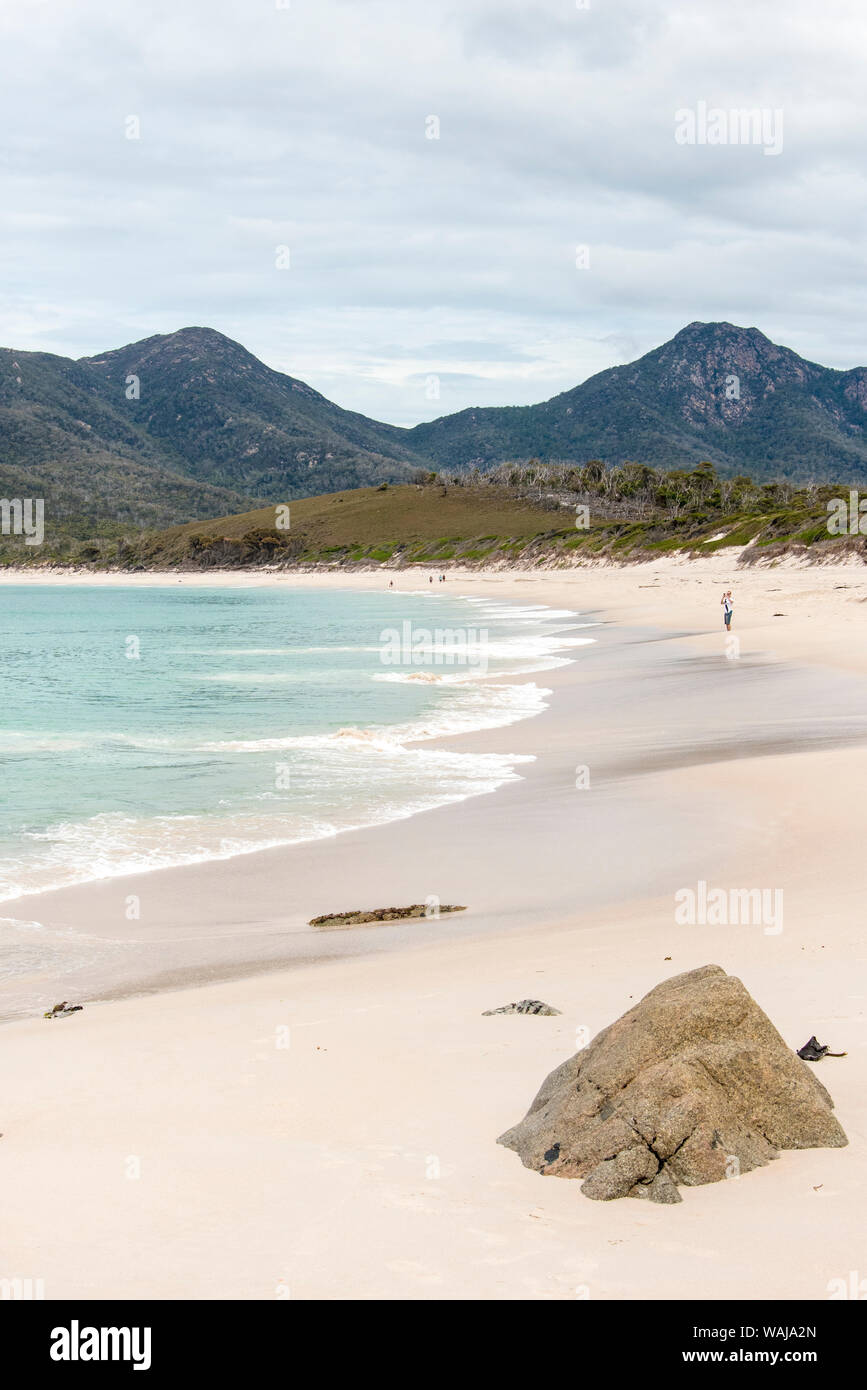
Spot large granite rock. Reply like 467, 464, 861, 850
498, 965, 847, 1204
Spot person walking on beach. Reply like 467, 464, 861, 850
721, 589, 734, 631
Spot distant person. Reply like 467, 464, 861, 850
429, 574, 433, 584
721, 589, 734, 631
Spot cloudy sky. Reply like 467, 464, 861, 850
1, 0, 865, 424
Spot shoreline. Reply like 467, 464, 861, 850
3, 551, 867, 660
2, 562, 866, 1298
0, 604, 595, 1018
5, 561, 867, 1015
0, 584, 587, 948
0, 530, 864, 585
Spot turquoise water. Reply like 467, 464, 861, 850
0, 584, 593, 901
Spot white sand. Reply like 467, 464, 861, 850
1, 558, 865, 1300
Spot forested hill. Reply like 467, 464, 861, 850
2, 322, 866, 540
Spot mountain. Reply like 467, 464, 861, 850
80, 327, 430, 498
407, 322, 867, 483
2, 323, 867, 541
0, 344, 265, 533
0, 327, 428, 537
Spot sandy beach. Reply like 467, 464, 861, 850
2, 555, 866, 1300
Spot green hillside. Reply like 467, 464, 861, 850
111, 482, 564, 569
5, 464, 859, 569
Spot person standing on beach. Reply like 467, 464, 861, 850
721, 589, 734, 630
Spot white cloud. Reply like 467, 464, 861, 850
0, 0, 865, 422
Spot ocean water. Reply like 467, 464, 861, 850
0, 584, 595, 903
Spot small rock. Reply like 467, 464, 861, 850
43, 1001, 83, 1020
797, 1035, 847, 1061
483, 1000, 562, 1016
